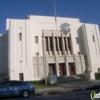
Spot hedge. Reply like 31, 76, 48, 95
95, 73, 100, 80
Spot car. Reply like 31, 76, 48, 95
93, 81, 100, 88
0, 80, 35, 98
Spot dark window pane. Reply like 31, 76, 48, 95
36, 52, 39, 56
55, 37, 58, 51
35, 36, 38, 43
0, 82, 10, 87
19, 73, 24, 81
45, 37, 48, 51
76, 37, 78, 44
19, 33, 22, 41
64, 37, 67, 51
59, 37, 62, 51
10, 81, 25, 86
50, 37, 53, 51
92, 35, 95, 42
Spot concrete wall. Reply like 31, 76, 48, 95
79, 24, 100, 79
29, 15, 82, 57
33, 55, 86, 80
7, 19, 33, 81
6, 15, 100, 81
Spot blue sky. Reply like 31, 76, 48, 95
0, 0, 100, 34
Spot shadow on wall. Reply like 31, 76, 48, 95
77, 27, 84, 55
77, 26, 89, 74
60, 23, 70, 34
0, 33, 8, 78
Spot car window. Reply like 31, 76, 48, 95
10, 81, 25, 86
0, 82, 10, 87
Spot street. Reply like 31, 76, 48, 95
3, 89, 100, 100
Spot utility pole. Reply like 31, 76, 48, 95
53, 0, 57, 30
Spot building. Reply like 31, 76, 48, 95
0, 15, 100, 81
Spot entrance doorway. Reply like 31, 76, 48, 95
48, 64, 56, 75
59, 63, 66, 76
69, 63, 76, 75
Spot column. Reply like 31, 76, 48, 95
44, 55, 48, 85
57, 37, 60, 55
74, 55, 78, 74
37, 56, 39, 77
42, 32, 46, 55
52, 32, 56, 55
61, 33, 65, 55
80, 55, 84, 73
65, 55, 70, 76
45, 56, 49, 76
55, 55, 60, 76
65, 35, 70, 55
47, 37, 50, 55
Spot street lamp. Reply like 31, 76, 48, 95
53, 0, 57, 30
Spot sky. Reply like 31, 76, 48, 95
0, 0, 100, 34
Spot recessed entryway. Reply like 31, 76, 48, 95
48, 64, 56, 75
69, 63, 76, 75
59, 63, 66, 76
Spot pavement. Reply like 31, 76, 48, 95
4, 89, 100, 100
35, 80, 99, 96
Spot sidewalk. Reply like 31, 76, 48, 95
59, 80, 98, 89
35, 87, 72, 96
34, 80, 99, 96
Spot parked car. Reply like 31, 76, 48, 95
93, 81, 100, 88
0, 80, 35, 98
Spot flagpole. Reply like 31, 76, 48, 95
53, 0, 57, 30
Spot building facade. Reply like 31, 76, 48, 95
0, 15, 100, 81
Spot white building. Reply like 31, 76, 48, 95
0, 15, 100, 81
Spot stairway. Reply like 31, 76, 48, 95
57, 74, 89, 84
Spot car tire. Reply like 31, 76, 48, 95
22, 90, 30, 98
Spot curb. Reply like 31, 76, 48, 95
33, 87, 97, 97
34, 89, 74, 96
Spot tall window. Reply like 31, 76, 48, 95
92, 35, 95, 42
77, 52, 80, 55
36, 52, 39, 56
59, 37, 62, 51
49, 37, 53, 51
76, 37, 78, 44
35, 36, 38, 43
55, 37, 58, 51
19, 73, 24, 81
45, 37, 48, 51
64, 37, 67, 51
19, 33, 22, 41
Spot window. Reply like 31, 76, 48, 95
76, 37, 78, 44
19, 33, 22, 41
35, 36, 38, 43
98, 68, 100, 72
36, 52, 39, 56
59, 37, 62, 51
49, 37, 53, 51
10, 81, 25, 86
45, 37, 49, 51
55, 37, 58, 51
64, 37, 67, 51
77, 52, 80, 55
92, 35, 95, 42
0, 82, 10, 87
19, 73, 24, 81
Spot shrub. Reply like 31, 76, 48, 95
95, 73, 100, 80
29, 80, 45, 84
